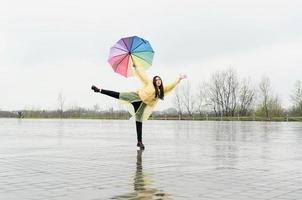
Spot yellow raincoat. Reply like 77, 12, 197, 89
128, 65, 180, 121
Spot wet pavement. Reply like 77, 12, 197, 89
0, 119, 302, 200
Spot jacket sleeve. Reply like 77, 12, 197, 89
133, 65, 150, 85
164, 78, 180, 94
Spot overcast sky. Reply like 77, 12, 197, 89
1, 0, 301, 111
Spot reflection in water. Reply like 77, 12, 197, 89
111, 150, 172, 200
212, 123, 239, 168
211, 122, 284, 168
56, 119, 64, 146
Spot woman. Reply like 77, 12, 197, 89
91, 64, 186, 149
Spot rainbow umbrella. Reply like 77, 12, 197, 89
108, 36, 154, 77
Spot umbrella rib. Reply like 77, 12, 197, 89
121, 39, 130, 51
132, 40, 146, 52
132, 54, 152, 65
114, 54, 129, 72
112, 47, 128, 53
132, 50, 154, 53
129, 37, 134, 52
109, 52, 128, 60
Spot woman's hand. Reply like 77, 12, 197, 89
179, 73, 187, 81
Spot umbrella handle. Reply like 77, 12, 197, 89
130, 56, 136, 68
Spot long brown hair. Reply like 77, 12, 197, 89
153, 76, 164, 100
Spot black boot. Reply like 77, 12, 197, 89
91, 85, 100, 92
137, 142, 145, 150
91, 85, 101, 92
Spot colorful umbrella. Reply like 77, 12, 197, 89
108, 36, 154, 77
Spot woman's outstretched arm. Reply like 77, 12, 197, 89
132, 64, 150, 85
164, 74, 187, 94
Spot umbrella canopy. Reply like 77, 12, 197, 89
108, 36, 154, 77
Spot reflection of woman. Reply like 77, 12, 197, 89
134, 149, 145, 191
92, 64, 186, 149
111, 150, 172, 200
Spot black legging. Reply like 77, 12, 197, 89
100, 89, 120, 99
101, 89, 143, 142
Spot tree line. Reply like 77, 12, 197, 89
173, 68, 302, 120
1, 68, 301, 121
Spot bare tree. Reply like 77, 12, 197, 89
173, 86, 184, 119
57, 92, 65, 118
268, 95, 283, 117
223, 68, 239, 116
181, 81, 195, 118
258, 76, 271, 118
206, 68, 239, 116
290, 80, 302, 114
238, 78, 255, 116
206, 71, 223, 116
196, 82, 207, 117
257, 76, 284, 118
93, 104, 100, 112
